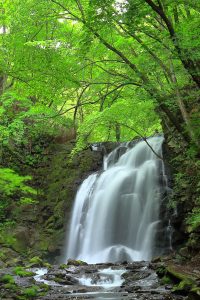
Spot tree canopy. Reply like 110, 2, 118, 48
0, 0, 199, 163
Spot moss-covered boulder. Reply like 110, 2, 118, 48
156, 262, 200, 298
67, 259, 88, 266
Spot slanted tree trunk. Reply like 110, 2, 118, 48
169, 61, 199, 148
144, 0, 200, 89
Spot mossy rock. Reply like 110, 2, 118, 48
11, 226, 31, 252
4, 282, 19, 292
0, 247, 19, 263
14, 266, 35, 277
166, 265, 196, 283
38, 239, 50, 252
166, 265, 199, 297
0, 251, 7, 261
54, 277, 66, 284
6, 257, 24, 267
189, 287, 200, 300
0, 274, 15, 284
179, 247, 191, 258
173, 280, 193, 295
45, 215, 55, 228
28, 256, 43, 267
191, 287, 200, 295
22, 286, 39, 298
59, 263, 68, 270
26, 256, 51, 269
161, 275, 172, 285
67, 259, 87, 266
156, 265, 167, 277
14, 284, 46, 300
37, 283, 50, 292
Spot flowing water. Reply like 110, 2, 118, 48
77, 268, 125, 289
65, 136, 168, 263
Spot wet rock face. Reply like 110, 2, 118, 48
0, 262, 187, 300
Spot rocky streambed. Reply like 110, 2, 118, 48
1, 259, 198, 300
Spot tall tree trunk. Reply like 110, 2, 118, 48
0, 75, 6, 96
169, 61, 199, 147
115, 123, 121, 142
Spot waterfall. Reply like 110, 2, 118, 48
65, 136, 168, 263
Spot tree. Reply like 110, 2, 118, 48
0, 0, 199, 151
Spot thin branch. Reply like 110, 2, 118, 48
80, 80, 141, 87
30, 25, 44, 41
116, 21, 172, 79
33, 82, 139, 120
50, 0, 82, 21
120, 123, 164, 160
141, 30, 171, 51
50, 0, 149, 84
94, 63, 135, 81
76, 59, 125, 73
74, 84, 90, 125
74, 0, 85, 20
144, 0, 175, 37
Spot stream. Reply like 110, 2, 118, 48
32, 262, 185, 300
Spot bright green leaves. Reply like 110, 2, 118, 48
0, 89, 68, 148
0, 168, 35, 196
176, 16, 200, 61
73, 97, 161, 153
0, 0, 199, 152
187, 207, 200, 232
0, 167, 37, 221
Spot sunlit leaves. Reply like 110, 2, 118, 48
73, 97, 161, 153
0, 168, 36, 196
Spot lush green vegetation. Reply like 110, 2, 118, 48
1, 0, 199, 146
0, 0, 199, 253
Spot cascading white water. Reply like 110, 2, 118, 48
65, 136, 167, 263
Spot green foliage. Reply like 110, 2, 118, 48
4, 282, 18, 291
187, 206, 200, 232
0, 274, 15, 284
0, 168, 35, 196
0, 232, 16, 247
0, 219, 15, 244
72, 98, 161, 154
1, 0, 199, 150
67, 259, 87, 266
172, 280, 194, 293
0, 91, 67, 148
156, 266, 167, 278
13, 267, 35, 277
0, 167, 37, 222
22, 286, 39, 298
161, 275, 172, 285
59, 264, 68, 270
20, 197, 38, 205
28, 256, 43, 267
